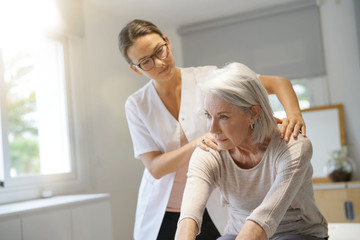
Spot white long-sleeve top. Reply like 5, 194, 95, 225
179, 132, 328, 239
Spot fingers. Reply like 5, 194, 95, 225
279, 118, 306, 141
196, 138, 210, 151
301, 124, 306, 137
274, 117, 283, 124
279, 118, 289, 139
197, 135, 221, 152
292, 123, 301, 138
284, 120, 294, 141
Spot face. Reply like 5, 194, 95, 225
204, 92, 253, 150
127, 33, 176, 82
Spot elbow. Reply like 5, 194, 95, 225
152, 172, 163, 179
140, 153, 166, 179
147, 167, 164, 179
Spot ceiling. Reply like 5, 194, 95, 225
86, 0, 303, 28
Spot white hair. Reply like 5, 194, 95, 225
201, 62, 277, 144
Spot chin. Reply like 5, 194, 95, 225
218, 143, 234, 151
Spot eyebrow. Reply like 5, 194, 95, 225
204, 109, 231, 115
137, 42, 164, 63
216, 111, 231, 115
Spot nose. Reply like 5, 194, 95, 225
153, 56, 165, 67
208, 118, 220, 134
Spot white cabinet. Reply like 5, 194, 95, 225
22, 208, 72, 240
0, 217, 21, 240
72, 200, 113, 240
0, 194, 113, 240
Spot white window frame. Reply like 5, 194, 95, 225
0, 34, 88, 204
271, 75, 330, 119
305, 75, 330, 107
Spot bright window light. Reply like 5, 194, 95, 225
0, 0, 71, 178
270, 79, 311, 119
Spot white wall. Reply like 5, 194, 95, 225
319, 0, 360, 179
81, 0, 360, 239
82, 2, 143, 239
81, 1, 183, 239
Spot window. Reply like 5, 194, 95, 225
270, 76, 330, 119
1, 35, 72, 177
0, 0, 85, 203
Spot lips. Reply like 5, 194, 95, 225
216, 138, 228, 143
159, 65, 169, 74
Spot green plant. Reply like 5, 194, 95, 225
327, 145, 352, 182
330, 145, 348, 170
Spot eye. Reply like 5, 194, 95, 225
204, 112, 211, 119
140, 58, 151, 66
156, 45, 166, 58
219, 115, 229, 120
156, 46, 164, 54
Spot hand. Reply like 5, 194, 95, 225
175, 218, 198, 240
277, 114, 306, 141
235, 220, 267, 240
196, 133, 221, 152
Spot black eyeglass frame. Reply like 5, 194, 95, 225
132, 42, 169, 71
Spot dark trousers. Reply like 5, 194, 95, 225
217, 234, 328, 240
156, 208, 221, 240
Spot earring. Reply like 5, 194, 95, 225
251, 123, 254, 130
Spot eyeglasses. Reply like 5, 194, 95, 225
133, 43, 169, 71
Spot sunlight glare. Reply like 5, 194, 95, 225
0, 0, 61, 51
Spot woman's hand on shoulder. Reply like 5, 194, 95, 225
276, 113, 306, 141
196, 133, 221, 152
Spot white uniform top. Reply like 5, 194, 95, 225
125, 66, 227, 240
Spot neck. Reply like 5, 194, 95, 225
229, 138, 270, 169
152, 67, 182, 120
153, 67, 181, 93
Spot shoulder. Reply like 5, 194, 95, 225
268, 133, 313, 161
271, 127, 312, 152
191, 147, 220, 159
287, 135, 313, 153
189, 148, 224, 181
182, 65, 218, 73
181, 65, 218, 82
267, 135, 314, 176
276, 134, 313, 164
190, 148, 222, 168
125, 81, 154, 110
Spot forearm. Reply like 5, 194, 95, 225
259, 75, 301, 115
260, 75, 306, 139
177, 149, 215, 239
236, 220, 267, 240
140, 138, 198, 179
175, 218, 199, 240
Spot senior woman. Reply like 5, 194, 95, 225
175, 62, 328, 240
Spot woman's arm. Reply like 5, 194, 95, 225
247, 137, 313, 238
140, 145, 193, 179
140, 133, 217, 179
175, 148, 217, 239
259, 75, 306, 141
236, 220, 267, 240
175, 218, 199, 240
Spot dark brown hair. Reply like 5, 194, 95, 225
118, 19, 164, 63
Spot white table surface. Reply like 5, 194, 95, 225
328, 223, 360, 240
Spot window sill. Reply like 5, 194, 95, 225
0, 193, 110, 218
